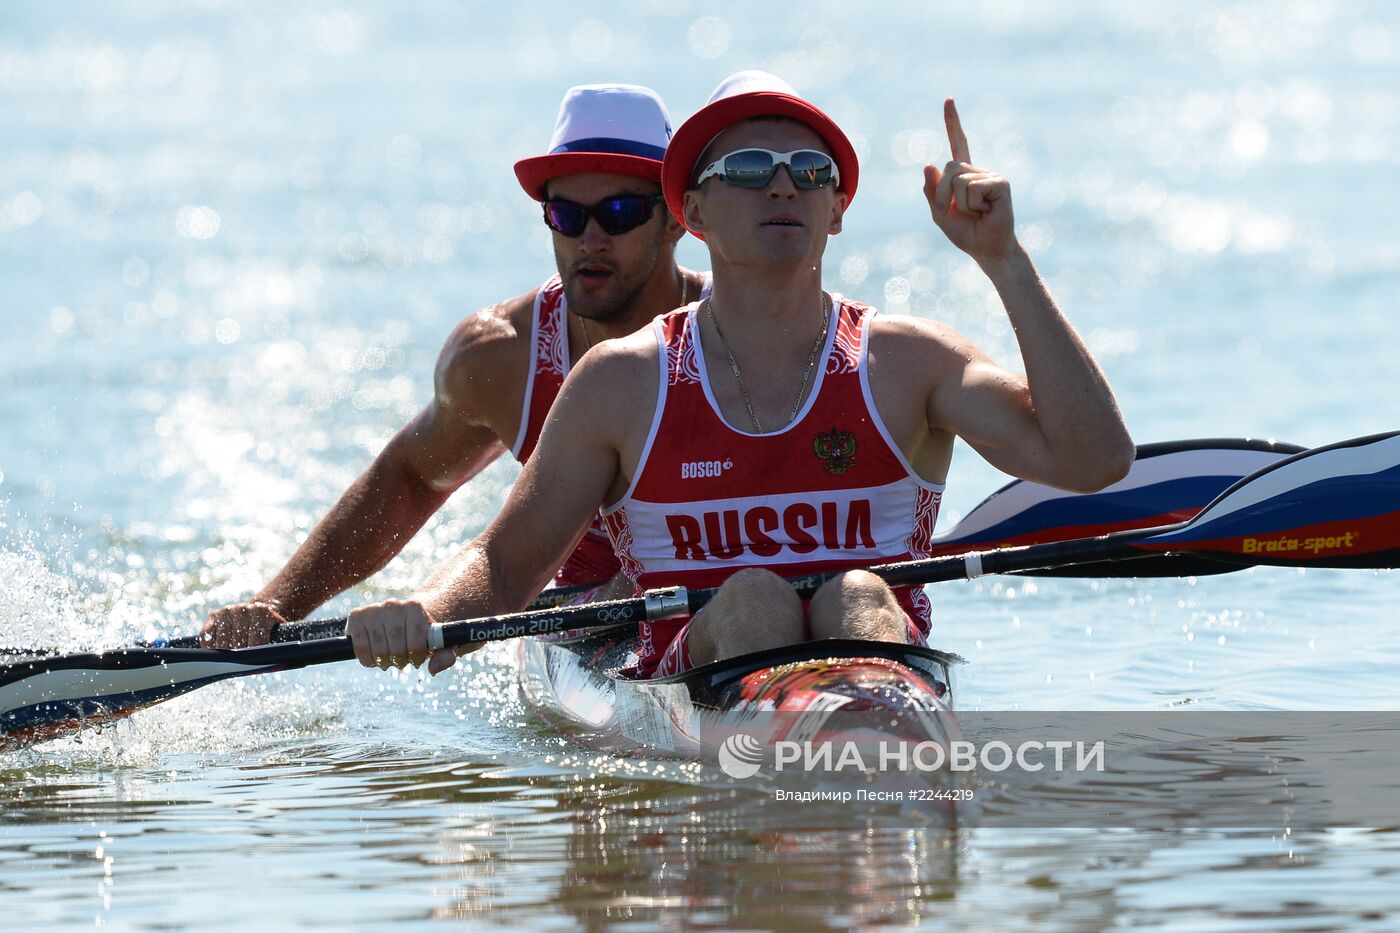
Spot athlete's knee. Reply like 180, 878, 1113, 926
810, 570, 906, 641
690, 568, 804, 662
812, 570, 899, 612
714, 567, 802, 615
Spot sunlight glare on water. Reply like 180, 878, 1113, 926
1, 0, 1397, 928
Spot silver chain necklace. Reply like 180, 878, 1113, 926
704, 292, 831, 434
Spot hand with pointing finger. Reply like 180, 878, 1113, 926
923, 98, 1017, 266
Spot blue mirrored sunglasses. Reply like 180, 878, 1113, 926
542, 194, 664, 237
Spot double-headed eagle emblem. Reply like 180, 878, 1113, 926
812, 428, 857, 475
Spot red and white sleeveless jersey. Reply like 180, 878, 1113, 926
602, 296, 944, 664
508, 275, 618, 588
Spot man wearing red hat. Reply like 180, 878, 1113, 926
344, 72, 1133, 678
202, 83, 708, 649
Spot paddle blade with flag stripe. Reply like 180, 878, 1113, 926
1137, 431, 1400, 568
868, 429, 1400, 590
926, 438, 1304, 576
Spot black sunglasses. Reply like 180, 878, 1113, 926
694, 148, 840, 190
542, 194, 664, 237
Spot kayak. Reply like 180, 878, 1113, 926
517, 627, 965, 763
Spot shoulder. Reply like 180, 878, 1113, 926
435, 289, 541, 414
551, 325, 661, 427
564, 323, 660, 394
438, 290, 539, 375
865, 309, 984, 367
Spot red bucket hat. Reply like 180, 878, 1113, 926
662, 71, 859, 237
514, 84, 673, 201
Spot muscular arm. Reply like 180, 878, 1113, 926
915, 249, 1132, 492
202, 297, 533, 644
892, 97, 1133, 492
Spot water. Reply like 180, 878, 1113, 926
2, 0, 1398, 927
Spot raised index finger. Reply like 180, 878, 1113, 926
944, 98, 971, 164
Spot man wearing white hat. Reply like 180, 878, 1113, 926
203, 83, 708, 649
344, 72, 1133, 678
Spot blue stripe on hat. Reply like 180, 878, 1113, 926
549, 137, 666, 160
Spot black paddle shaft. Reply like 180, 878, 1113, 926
153, 580, 606, 648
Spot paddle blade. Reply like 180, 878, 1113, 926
0, 648, 285, 751
927, 438, 1304, 576
1139, 431, 1400, 568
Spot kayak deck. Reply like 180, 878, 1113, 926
518, 628, 964, 760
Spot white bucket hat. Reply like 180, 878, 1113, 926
514, 83, 674, 200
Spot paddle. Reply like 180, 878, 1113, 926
3, 431, 1393, 750
837, 429, 1399, 587
924, 437, 1305, 576
0, 435, 1299, 662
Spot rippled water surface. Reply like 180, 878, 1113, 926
2, 1, 1398, 928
